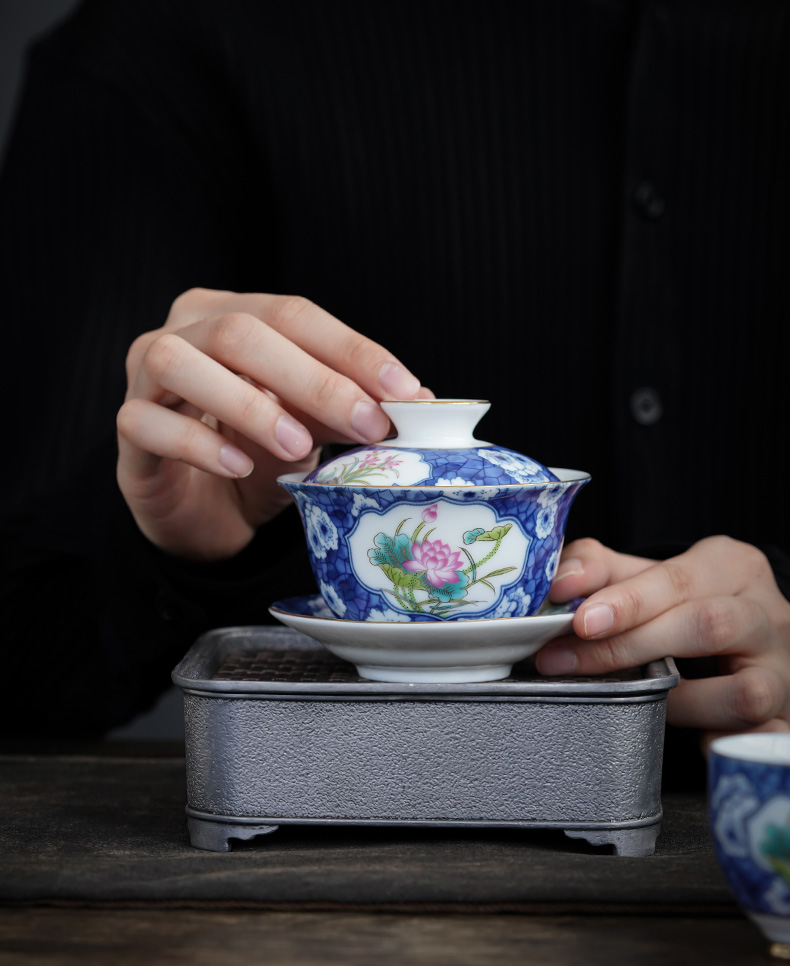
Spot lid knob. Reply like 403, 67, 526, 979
380, 400, 493, 449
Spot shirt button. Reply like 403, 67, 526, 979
630, 387, 663, 425
633, 180, 665, 220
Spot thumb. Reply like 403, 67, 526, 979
549, 537, 655, 603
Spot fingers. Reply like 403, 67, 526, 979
221, 294, 424, 402
129, 331, 319, 460
163, 291, 424, 403
535, 595, 773, 676
565, 537, 770, 643
281, 383, 438, 448
548, 538, 654, 603
669, 666, 787, 731
129, 290, 430, 470
538, 535, 790, 737
135, 314, 425, 451
117, 399, 254, 479
132, 322, 381, 455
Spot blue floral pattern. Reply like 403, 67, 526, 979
366, 607, 412, 622
538, 483, 567, 507
477, 448, 546, 481
303, 502, 339, 559
319, 580, 346, 618
545, 548, 561, 581
307, 444, 557, 486
535, 505, 556, 539
351, 492, 381, 517
490, 585, 533, 618
710, 748, 790, 922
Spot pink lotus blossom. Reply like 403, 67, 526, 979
403, 539, 464, 588
421, 504, 438, 524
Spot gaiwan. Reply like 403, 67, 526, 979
278, 400, 590, 622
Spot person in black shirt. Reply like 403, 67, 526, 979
1, 0, 788, 762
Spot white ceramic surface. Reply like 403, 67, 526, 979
379, 399, 493, 448
712, 733, 790, 764
269, 594, 575, 682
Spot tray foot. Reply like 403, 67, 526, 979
187, 816, 279, 852
564, 822, 661, 857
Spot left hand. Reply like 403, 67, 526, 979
535, 536, 790, 747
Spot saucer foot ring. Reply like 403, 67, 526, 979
356, 663, 512, 683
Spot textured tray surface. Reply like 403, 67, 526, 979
212, 646, 359, 683
212, 646, 641, 685
173, 626, 678, 699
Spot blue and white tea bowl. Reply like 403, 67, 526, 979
277, 467, 589, 623
710, 733, 790, 946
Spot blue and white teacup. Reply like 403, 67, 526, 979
709, 733, 790, 949
277, 470, 589, 622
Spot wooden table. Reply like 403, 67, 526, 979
0, 906, 778, 966
0, 742, 780, 966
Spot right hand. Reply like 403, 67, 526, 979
117, 288, 428, 562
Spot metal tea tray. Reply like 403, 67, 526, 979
172, 626, 679, 855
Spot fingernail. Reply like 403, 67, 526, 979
275, 415, 312, 459
538, 647, 577, 675
352, 400, 389, 443
219, 443, 254, 477
379, 362, 421, 400
553, 558, 585, 583
583, 603, 614, 638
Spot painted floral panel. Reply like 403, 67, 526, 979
312, 448, 431, 486
348, 500, 530, 619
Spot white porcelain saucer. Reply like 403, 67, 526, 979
269, 595, 578, 683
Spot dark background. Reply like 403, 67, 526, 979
2, 0, 184, 738
0, 1, 79, 155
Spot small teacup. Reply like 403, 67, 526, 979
709, 732, 790, 956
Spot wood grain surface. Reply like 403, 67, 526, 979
0, 908, 779, 967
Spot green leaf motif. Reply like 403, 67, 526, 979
479, 566, 517, 579
460, 546, 476, 577
474, 524, 512, 541
463, 528, 485, 544
378, 563, 423, 589
368, 533, 414, 568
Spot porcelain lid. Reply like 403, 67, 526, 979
305, 400, 558, 486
